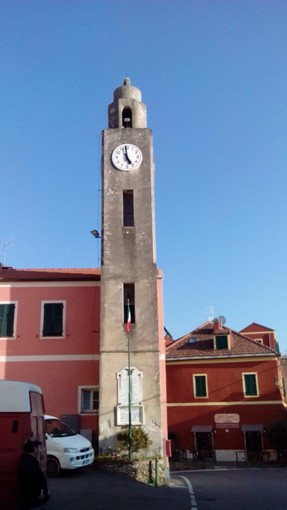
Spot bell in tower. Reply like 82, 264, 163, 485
108, 77, 147, 129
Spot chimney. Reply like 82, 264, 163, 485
213, 318, 220, 330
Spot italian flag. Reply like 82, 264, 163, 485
126, 301, 131, 333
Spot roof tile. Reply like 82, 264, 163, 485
166, 322, 277, 359
0, 266, 100, 282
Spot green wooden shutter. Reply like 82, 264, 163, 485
216, 335, 228, 349
195, 376, 207, 397
43, 303, 63, 336
53, 303, 63, 335
0, 304, 15, 337
245, 374, 257, 396
0, 305, 5, 336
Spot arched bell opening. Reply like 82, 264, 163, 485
122, 107, 132, 128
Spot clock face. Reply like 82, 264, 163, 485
112, 144, 142, 171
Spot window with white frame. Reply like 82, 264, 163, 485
193, 374, 208, 398
41, 301, 65, 338
0, 302, 17, 338
79, 387, 99, 413
214, 334, 229, 350
242, 373, 259, 397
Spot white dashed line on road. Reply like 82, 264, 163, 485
179, 475, 198, 509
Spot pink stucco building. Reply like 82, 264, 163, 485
0, 266, 101, 443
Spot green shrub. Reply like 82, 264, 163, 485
117, 426, 151, 454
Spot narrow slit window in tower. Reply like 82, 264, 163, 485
124, 283, 135, 325
122, 107, 132, 128
123, 190, 134, 226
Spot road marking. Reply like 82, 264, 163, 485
179, 475, 198, 509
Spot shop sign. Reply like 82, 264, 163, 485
214, 413, 240, 428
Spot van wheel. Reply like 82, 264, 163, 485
47, 457, 61, 478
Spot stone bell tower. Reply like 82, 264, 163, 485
99, 78, 167, 458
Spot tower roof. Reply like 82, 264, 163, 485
113, 77, 142, 102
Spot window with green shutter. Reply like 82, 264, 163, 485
194, 375, 207, 397
215, 335, 228, 350
0, 303, 16, 337
42, 302, 64, 337
243, 373, 258, 396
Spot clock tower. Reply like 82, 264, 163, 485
99, 78, 168, 458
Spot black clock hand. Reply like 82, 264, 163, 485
124, 145, 132, 164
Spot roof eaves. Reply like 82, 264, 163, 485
0, 267, 101, 282
240, 322, 274, 333
166, 352, 278, 362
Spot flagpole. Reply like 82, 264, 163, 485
126, 299, 132, 461
128, 328, 132, 461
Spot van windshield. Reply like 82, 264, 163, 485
45, 418, 77, 438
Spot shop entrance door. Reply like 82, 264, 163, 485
245, 430, 263, 460
245, 430, 262, 451
196, 432, 213, 459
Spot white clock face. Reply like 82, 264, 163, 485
112, 144, 142, 171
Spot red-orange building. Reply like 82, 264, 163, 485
240, 322, 279, 351
166, 318, 286, 462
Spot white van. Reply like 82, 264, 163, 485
44, 415, 94, 477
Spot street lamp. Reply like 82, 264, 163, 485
90, 229, 101, 238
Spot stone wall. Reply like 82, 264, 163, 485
95, 458, 168, 485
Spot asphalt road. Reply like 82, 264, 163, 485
46, 467, 191, 510
181, 466, 287, 510
44, 464, 287, 510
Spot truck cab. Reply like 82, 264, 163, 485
0, 380, 46, 510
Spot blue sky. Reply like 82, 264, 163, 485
1, 1, 287, 351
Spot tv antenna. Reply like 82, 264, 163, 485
2, 237, 14, 266
204, 305, 214, 322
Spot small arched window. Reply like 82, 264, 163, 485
122, 107, 132, 128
